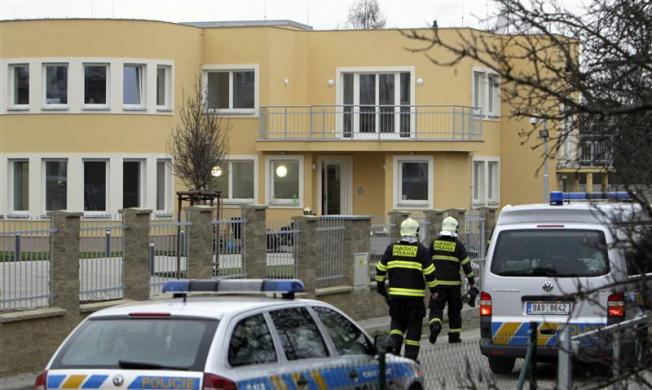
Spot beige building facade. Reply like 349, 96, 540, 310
0, 18, 581, 221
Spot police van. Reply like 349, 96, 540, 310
36, 279, 423, 389
479, 191, 648, 374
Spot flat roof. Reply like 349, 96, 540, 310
182, 19, 313, 30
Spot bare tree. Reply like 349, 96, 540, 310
345, 0, 386, 29
169, 77, 229, 191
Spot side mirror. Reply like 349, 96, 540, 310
374, 334, 396, 354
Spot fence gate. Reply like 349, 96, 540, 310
316, 217, 346, 288
213, 218, 246, 279
464, 209, 486, 288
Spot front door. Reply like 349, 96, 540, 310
319, 157, 352, 215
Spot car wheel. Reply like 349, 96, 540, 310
488, 357, 516, 375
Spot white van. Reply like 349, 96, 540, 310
479, 191, 646, 374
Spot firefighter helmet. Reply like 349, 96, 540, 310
400, 218, 420, 237
442, 216, 459, 233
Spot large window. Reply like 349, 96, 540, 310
228, 314, 276, 367
313, 306, 372, 356
9, 64, 29, 108
84, 161, 108, 212
269, 308, 328, 361
156, 65, 171, 109
205, 67, 256, 113
45, 160, 67, 211
11, 160, 29, 212
44, 64, 68, 107
83, 64, 108, 107
473, 69, 500, 118
123, 64, 145, 109
123, 161, 142, 208
473, 158, 500, 206
394, 156, 433, 208
213, 159, 255, 203
156, 160, 170, 211
268, 157, 301, 206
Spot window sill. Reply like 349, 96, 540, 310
154, 211, 174, 219
5, 212, 30, 219
268, 203, 303, 209
42, 105, 69, 111
156, 107, 173, 113
82, 106, 110, 111
7, 106, 29, 112
482, 115, 501, 122
396, 202, 432, 210
207, 109, 258, 118
83, 212, 112, 219
123, 106, 147, 112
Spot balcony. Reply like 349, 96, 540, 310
558, 134, 613, 169
258, 105, 482, 150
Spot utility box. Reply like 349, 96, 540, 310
354, 252, 370, 289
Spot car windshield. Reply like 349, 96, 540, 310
491, 229, 609, 277
51, 317, 218, 371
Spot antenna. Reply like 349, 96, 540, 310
264, 0, 267, 21
461, 0, 464, 26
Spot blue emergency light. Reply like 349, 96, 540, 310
550, 191, 631, 206
162, 278, 305, 299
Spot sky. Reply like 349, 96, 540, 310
0, 0, 548, 30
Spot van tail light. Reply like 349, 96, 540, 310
480, 291, 492, 316
203, 373, 236, 390
608, 292, 625, 318
34, 370, 47, 390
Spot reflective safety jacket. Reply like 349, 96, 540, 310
429, 235, 475, 287
375, 239, 436, 298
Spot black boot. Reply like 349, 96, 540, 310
429, 323, 442, 344
448, 333, 461, 343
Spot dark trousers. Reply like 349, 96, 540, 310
389, 298, 426, 360
429, 286, 463, 334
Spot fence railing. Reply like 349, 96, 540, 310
149, 220, 190, 296
266, 219, 299, 279
316, 217, 346, 288
464, 209, 486, 289
213, 218, 247, 279
259, 105, 483, 141
79, 216, 124, 303
0, 217, 55, 311
369, 216, 393, 282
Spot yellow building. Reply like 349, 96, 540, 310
0, 19, 573, 220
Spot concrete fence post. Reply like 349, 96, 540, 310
424, 209, 446, 243
241, 205, 267, 279
186, 206, 214, 279
120, 208, 152, 300
446, 208, 467, 236
484, 208, 497, 244
342, 216, 372, 287
49, 211, 82, 313
293, 216, 318, 295
388, 210, 410, 243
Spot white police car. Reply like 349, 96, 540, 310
35, 279, 423, 389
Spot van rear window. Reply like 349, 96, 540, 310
491, 229, 609, 277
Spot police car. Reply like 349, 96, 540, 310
479, 191, 648, 374
35, 279, 423, 389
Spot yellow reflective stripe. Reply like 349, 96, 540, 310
376, 262, 388, 271
449, 328, 462, 333
465, 272, 475, 277
404, 339, 420, 346
423, 264, 435, 275
387, 260, 422, 270
427, 280, 437, 288
428, 317, 442, 325
389, 287, 426, 297
433, 255, 460, 262
460, 257, 470, 265
389, 329, 404, 336
434, 240, 456, 252
375, 275, 386, 281
434, 280, 462, 286
392, 245, 418, 257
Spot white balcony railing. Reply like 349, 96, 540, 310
258, 105, 483, 141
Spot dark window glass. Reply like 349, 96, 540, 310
45, 65, 68, 104
156, 161, 167, 211
359, 74, 376, 133
401, 161, 428, 201
313, 306, 371, 355
123, 65, 142, 105
84, 161, 107, 211
13, 65, 29, 105
123, 161, 141, 208
228, 314, 277, 366
269, 307, 328, 360
233, 71, 255, 109
45, 160, 67, 211
84, 65, 107, 105
13, 161, 29, 211
207, 72, 229, 109
156, 67, 168, 106
343, 73, 354, 137
491, 230, 609, 277
379, 74, 394, 133
400, 72, 411, 136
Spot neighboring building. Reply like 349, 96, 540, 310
0, 18, 565, 221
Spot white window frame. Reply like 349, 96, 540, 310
217, 155, 258, 205
155, 159, 172, 214
472, 156, 500, 207
122, 63, 146, 110
472, 67, 500, 119
42, 63, 69, 110
265, 155, 303, 208
8, 63, 30, 110
82, 62, 110, 111
82, 159, 110, 215
8, 159, 30, 215
156, 65, 172, 111
393, 155, 434, 209
122, 159, 145, 209
42, 158, 68, 214
202, 64, 259, 116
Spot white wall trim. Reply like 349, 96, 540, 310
202, 64, 260, 117
264, 154, 304, 209
392, 155, 434, 210
219, 154, 259, 205
316, 155, 353, 215
471, 156, 501, 207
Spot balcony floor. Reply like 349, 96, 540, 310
255, 139, 484, 152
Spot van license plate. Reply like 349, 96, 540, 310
526, 302, 570, 315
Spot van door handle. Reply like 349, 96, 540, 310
296, 375, 309, 386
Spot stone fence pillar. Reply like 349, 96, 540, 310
293, 216, 318, 294
341, 216, 372, 287
241, 205, 267, 279
446, 208, 467, 236
186, 206, 214, 279
121, 209, 152, 300
49, 211, 82, 313
424, 209, 446, 242
388, 210, 410, 242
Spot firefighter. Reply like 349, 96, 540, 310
375, 218, 436, 361
428, 216, 479, 344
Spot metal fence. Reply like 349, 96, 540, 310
0, 217, 55, 311
369, 216, 393, 282
149, 220, 190, 296
213, 218, 246, 279
316, 217, 346, 288
266, 219, 299, 279
464, 209, 486, 289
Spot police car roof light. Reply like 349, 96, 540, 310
162, 278, 305, 296
550, 191, 631, 206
